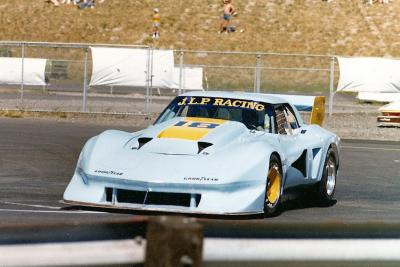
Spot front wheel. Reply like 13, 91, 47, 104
264, 155, 282, 217
316, 148, 337, 205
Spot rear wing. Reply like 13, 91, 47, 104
266, 94, 326, 126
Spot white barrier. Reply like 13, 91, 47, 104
172, 67, 204, 90
89, 47, 174, 88
0, 239, 145, 267
2, 238, 400, 266
0, 57, 46, 86
204, 238, 400, 261
337, 57, 400, 93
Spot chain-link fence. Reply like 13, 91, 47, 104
177, 50, 336, 114
0, 41, 337, 115
0, 41, 153, 114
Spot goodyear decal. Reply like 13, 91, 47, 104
157, 118, 226, 141
177, 97, 265, 111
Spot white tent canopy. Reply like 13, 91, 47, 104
89, 47, 174, 88
0, 57, 46, 86
337, 57, 400, 93
172, 67, 203, 90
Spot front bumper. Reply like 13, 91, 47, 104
63, 171, 266, 215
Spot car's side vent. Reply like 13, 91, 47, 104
292, 149, 307, 177
138, 137, 152, 149
198, 142, 213, 154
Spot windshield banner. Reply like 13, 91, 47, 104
177, 97, 265, 111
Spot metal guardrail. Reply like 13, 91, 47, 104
179, 48, 332, 58
2, 217, 400, 266
0, 41, 336, 115
0, 239, 145, 266
0, 41, 147, 49
3, 238, 400, 266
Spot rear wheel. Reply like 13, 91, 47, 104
316, 148, 337, 204
264, 155, 282, 217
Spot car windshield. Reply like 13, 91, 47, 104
155, 96, 275, 131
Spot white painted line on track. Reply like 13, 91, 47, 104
342, 145, 400, 152
0, 201, 62, 210
0, 208, 107, 214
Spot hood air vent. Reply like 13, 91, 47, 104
138, 137, 153, 149
198, 142, 213, 154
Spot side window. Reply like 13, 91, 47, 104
275, 106, 287, 135
284, 105, 299, 131
274, 105, 299, 135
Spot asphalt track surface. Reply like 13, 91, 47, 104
0, 117, 399, 227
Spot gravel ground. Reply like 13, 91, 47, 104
0, 90, 398, 141
0, 89, 173, 114
309, 113, 399, 142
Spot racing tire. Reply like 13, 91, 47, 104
316, 148, 337, 205
264, 154, 282, 217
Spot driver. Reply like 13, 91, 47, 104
242, 109, 262, 130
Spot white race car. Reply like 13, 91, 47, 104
63, 91, 340, 216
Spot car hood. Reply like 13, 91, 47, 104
80, 117, 272, 185
127, 117, 251, 155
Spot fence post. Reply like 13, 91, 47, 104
149, 48, 154, 114
179, 50, 184, 95
149, 47, 155, 115
145, 47, 151, 115
20, 43, 25, 108
254, 54, 261, 93
328, 56, 335, 116
82, 48, 89, 112
145, 216, 203, 267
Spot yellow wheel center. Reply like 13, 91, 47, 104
267, 166, 281, 204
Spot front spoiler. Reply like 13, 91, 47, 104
61, 200, 264, 216
63, 170, 267, 215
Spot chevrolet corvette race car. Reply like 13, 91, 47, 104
63, 91, 340, 216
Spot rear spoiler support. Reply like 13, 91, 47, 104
310, 96, 325, 126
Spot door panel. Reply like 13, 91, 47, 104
274, 104, 323, 189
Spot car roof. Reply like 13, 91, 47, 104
181, 91, 287, 105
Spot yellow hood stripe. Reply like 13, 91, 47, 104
157, 118, 226, 141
